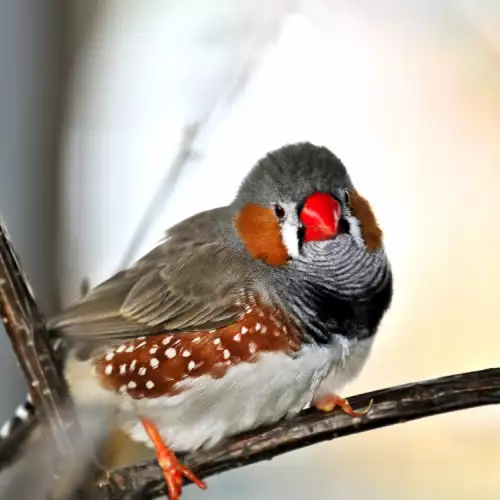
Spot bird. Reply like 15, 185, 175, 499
0, 142, 393, 500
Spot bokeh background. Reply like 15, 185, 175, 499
1, 1, 500, 499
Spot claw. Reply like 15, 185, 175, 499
141, 418, 207, 500
314, 394, 374, 418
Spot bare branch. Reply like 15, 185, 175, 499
0, 218, 79, 457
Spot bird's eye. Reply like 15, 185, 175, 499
273, 204, 286, 219
344, 190, 351, 206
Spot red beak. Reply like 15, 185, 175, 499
300, 192, 341, 243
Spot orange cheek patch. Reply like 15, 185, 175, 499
235, 203, 289, 267
349, 190, 383, 252
94, 294, 302, 399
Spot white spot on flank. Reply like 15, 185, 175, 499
162, 337, 171, 346
233, 333, 241, 342
150, 358, 159, 369
116, 345, 126, 353
249, 343, 257, 354
274, 330, 280, 337
192, 337, 201, 343
104, 365, 113, 376
138, 336, 146, 340
188, 360, 196, 371
255, 323, 261, 331
136, 341, 147, 349
119, 364, 127, 375
138, 367, 147, 376
261, 326, 267, 334
105, 352, 114, 361
125, 345, 134, 353
223, 349, 230, 360
241, 327, 248, 334
149, 347, 158, 354
128, 381, 137, 389
165, 348, 176, 359
182, 350, 191, 357
130, 360, 137, 372
146, 381, 155, 389
213, 338, 221, 345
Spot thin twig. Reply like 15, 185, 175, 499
117, 123, 200, 270
101, 367, 500, 499
117, 2, 291, 270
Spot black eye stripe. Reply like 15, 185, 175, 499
344, 190, 351, 205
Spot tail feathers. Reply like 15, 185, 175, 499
0, 396, 38, 468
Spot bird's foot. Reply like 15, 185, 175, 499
314, 394, 374, 418
141, 418, 206, 500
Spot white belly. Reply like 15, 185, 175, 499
121, 345, 338, 452
65, 337, 373, 453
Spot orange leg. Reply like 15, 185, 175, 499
141, 418, 207, 500
314, 394, 374, 418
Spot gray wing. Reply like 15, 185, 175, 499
49, 209, 245, 340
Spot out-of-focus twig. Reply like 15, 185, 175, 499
0, 406, 112, 500
117, 2, 291, 270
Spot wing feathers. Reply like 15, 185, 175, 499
49, 208, 248, 340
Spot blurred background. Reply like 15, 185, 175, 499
1, 0, 500, 499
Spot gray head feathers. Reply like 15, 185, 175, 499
233, 142, 354, 209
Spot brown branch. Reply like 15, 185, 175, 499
1, 216, 500, 500
0, 219, 105, 499
0, 218, 79, 456
98, 367, 500, 499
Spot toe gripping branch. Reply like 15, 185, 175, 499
140, 418, 206, 500
314, 394, 374, 418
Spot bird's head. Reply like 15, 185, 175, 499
232, 142, 383, 267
